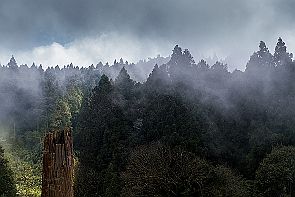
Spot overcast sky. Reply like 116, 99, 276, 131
0, 0, 294, 70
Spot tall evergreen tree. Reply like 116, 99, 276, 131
183, 48, 195, 66
169, 45, 183, 66
196, 59, 209, 71
7, 56, 18, 70
50, 99, 72, 130
75, 74, 132, 196
0, 145, 16, 197
246, 41, 274, 73
115, 67, 135, 100
168, 45, 196, 82
273, 37, 293, 67
146, 64, 171, 94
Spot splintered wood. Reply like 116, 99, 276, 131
41, 128, 74, 197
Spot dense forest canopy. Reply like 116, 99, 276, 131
1, 38, 295, 196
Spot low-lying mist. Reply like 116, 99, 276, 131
0, 37, 293, 141
1, 37, 295, 196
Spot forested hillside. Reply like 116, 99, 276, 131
1, 38, 295, 196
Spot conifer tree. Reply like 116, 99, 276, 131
183, 48, 195, 65
119, 58, 124, 65
0, 145, 16, 197
7, 56, 18, 70
50, 99, 72, 129
274, 37, 293, 67
75, 74, 131, 196
169, 45, 183, 66
146, 64, 170, 93
196, 59, 209, 71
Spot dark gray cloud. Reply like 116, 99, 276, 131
0, 0, 294, 69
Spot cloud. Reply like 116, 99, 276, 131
0, 0, 294, 70
0, 33, 171, 67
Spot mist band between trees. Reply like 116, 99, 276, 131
1, 37, 295, 196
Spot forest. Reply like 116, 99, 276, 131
1, 37, 295, 196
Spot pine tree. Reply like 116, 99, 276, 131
75, 74, 131, 196
183, 49, 195, 65
119, 58, 124, 65
196, 59, 209, 71
41, 68, 62, 130
169, 45, 183, 66
146, 64, 170, 93
114, 59, 118, 66
115, 67, 135, 100
0, 145, 16, 197
246, 41, 273, 72
50, 99, 72, 129
7, 56, 18, 70
211, 61, 228, 72
273, 37, 293, 67
245, 41, 274, 88
168, 45, 195, 82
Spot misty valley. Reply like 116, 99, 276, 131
2, 38, 295, 197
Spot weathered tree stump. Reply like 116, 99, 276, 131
41, 128, 74, 197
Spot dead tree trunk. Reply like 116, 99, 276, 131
41, 128, 74, 197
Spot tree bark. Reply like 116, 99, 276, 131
41, 128, 74, 197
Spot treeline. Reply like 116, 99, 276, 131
1, 37, 295, 196
74, 38, 295, 196
0, 54, 167, 147
0, 50, 167, 196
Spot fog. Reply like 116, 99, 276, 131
0, 0, 294, 143
0, 33, 172, 68
2, 2, 295, 196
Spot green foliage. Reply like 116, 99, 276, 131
0, 145, 16, 197
3, 140, 41, 197
255, 146, 295, 197
65, 85, 83, 116
115, 67, 135, 99
3, 39, 295, 196
73, 40, 295, 195
50, 99, 72, 129
122, 144, 250, 197
211, 166, 252, 197
75, 75, 132, 196
74, 164, 101, 197
141, 94, 201, 151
